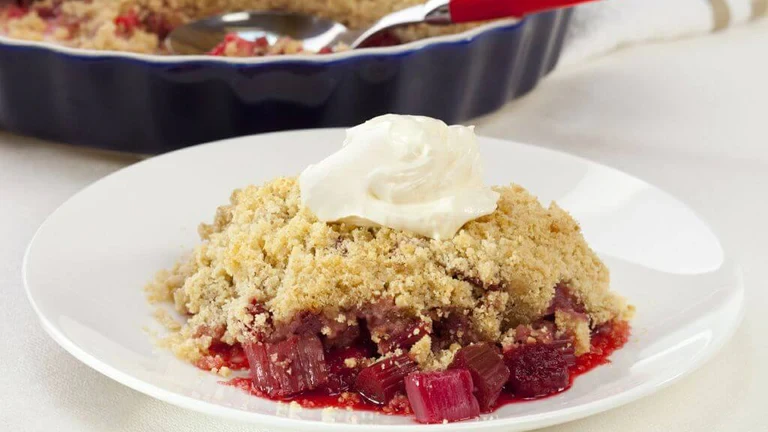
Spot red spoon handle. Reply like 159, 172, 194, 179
449, 0, 595, 23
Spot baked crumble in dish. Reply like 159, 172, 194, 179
1, 0, 474, 56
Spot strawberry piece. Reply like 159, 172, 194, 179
243, 334, 328, 397
207, 40, 227, 56
449, 343, 509, 411
354, 354, 418, 404
504, 343, 571, 398
114, 11, 140, 37
405, 369, 480, 424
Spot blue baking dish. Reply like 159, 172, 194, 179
0, 9, 570, 153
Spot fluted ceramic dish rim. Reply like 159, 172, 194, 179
0, 16, 520, 64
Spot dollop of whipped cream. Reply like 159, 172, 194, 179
299, 114, 500, 240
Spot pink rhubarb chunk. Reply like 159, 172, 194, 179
378, 320, 430, 354
322, 345, 372, 394
405, 369, 480, 424
449, 343, 510, 411
504, 343, 571, 398
243, 334, 328, 397
354, 354, 418, 404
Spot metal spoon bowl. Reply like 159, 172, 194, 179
167, 11, 350, 55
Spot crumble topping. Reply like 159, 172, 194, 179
146, 177, 633, 362
2, 0, 479, 55
555, 309, 591, 355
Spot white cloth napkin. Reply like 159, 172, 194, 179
560, 0, 768, 66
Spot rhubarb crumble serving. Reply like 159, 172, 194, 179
146, 115, 634, 424
2, 0, 476, 56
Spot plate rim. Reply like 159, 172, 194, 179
22, 129, 746, 431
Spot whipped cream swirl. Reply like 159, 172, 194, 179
299, 114, 499, 240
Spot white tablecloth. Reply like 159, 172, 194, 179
2, 19, 767, 432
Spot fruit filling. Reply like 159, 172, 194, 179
243, 334, 328, 397
405, 369, 480, 424
355, 354, 419, 405
221, 318, 630, 423
145, 180, 633, 422
449, 343, 509, 411
145, 117, 634, 424
504, 342, 573, 398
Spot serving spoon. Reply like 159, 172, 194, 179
167, 0, 594, 55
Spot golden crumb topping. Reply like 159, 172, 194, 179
147, 177, 631, 358
3, 0, 479, 54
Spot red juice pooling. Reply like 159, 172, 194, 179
224, 377, 412, 414
216, 321, 631, 416
570, 320, 631, 376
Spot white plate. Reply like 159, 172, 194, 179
23, 130, 744, 431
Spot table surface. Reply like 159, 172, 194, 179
2, 20, 767, 432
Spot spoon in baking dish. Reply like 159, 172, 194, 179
167, 0, 594, 55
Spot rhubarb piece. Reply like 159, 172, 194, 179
504, 343, 570, 398
432, 309, 479, 349
365, 306, 432, 354
354, 354, 418, 404
321, 345, 372, 394
405, 369, 480, 424
243, 334, 328, 397
449, 343, 509, 411
378, 320, 431, 354
551, 339, 577, 366
545, 283, 586, 315
322, 322, 362, 350
508, 320, 556, 345
287, 311, 325, 335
